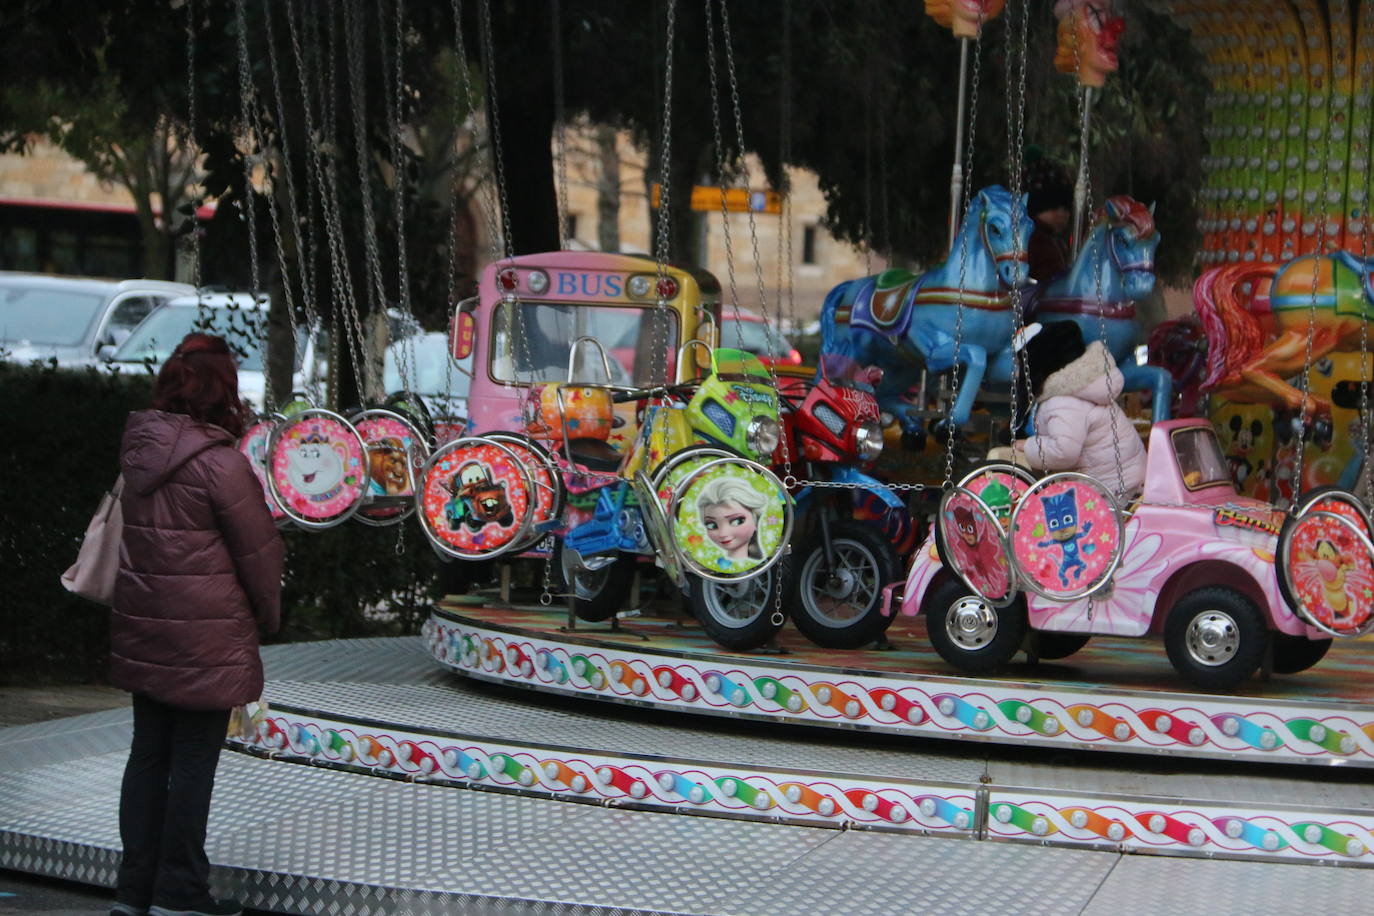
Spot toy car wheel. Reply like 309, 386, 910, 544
790, 522, 900, 649
554, 542, 635, 623
1164, 587, 1269, 691
688, 567, 784, 651
1270, 632, 1332, 675
923, 577, 1027, 675
1033, 632, 1091, 661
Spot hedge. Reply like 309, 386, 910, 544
0, 360, 443, 686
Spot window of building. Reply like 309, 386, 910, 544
802, 225, 818, 264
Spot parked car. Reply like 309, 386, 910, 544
383, 330, 472, 438
719, 308, 802, 366
0, 273, 193, 367
105, 291, 315, 411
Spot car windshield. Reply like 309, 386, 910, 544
113, 304, 269, 371
384, 333, 470, 397
491, 301, 678, 385
0, 283, 106, 346
1173, 427, 1232, 490
721, 316, 788, 359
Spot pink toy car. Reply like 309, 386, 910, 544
903, 418, 1348, 691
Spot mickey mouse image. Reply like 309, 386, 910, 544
1224, 414, 1264, 487
444, 462, 515, 531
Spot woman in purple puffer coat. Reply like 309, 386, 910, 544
1012, 320, 1149, 499
109, 333, 283, 916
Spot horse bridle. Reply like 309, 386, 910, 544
1107, 224, 1154, 274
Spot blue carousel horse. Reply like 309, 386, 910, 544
819, 185, 1034, 432
1028, 195, 1171, 422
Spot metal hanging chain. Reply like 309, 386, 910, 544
184, 0, 204, 312
703, 0, 744, 351
233, 0, 271, 409
246, 0, 303, 402
1359, 150, 1373, 502
478, 0, 516, 261
261, 0, 309, 350
451, 0, 504, 267
1293, 123, 1334, 502
342, 0, 388, 354
377, 0, 420, 395
551, 0, 571, 250
1067, 4, 1125, 502
774, 0, 796, 339
942, 12, 985, 490
478, 0, 543, 403
1002, 0, 1029, 442
320, 2, 371, 402
862, 46, 874, 275
648, 0, 678, 390
718, 3, 779, 372
291, 0, 368, 405
278, 0, 325, 338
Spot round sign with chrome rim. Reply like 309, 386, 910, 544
936, 486, 1016, 605
1277, 509, 1374, 637
267, 409, 369, 529
1008, 472, 1124, 601
634, 470, 684, 588
351, 408, 431, 526
957, 461, 1037, 532
1293, 486, 1374, 540
238, 415, 288, 526
485, 432, 564, 552
417, 437, 534, 560
666, 455, 792, 582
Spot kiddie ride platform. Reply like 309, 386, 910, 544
247, 597, 1374, 870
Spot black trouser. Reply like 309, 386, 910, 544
115, 694, 230, 909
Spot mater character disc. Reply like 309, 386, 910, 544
1277, 509, 1374, 637
935, 486, 1017, 606
1008, 472, 1125, 602
417, 437, 536, 560
351, 408, 431, 527
266, 409, 370, 530
485, 432, 565, 552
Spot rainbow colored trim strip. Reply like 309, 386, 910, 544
229, 707, 975, 833
227, 701, 1374, 865
427, 612, 1374, 768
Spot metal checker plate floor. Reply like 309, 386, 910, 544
4, 738, 1374, 916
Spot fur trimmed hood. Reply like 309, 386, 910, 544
1039, 340, 1124, 405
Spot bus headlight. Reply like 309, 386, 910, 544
746, 415, 781, 457
855, 420, 883, 461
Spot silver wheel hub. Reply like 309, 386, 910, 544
823, 567, 858, 599
1185, 611, 1240, 667
947, 596, 997, 650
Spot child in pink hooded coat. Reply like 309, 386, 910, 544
1013, 321, 1148, 498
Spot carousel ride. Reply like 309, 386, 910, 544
248, 0, 1374, 866
10, 3, 1374, 911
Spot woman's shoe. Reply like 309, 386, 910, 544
109, 904, 149, 916
149, 899, 243, 916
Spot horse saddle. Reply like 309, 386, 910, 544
851, 270, 920, 339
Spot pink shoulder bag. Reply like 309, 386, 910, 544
61, 476, 124, 606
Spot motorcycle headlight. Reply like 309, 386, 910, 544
855, 420, 884, 461
746, 415, 781, 457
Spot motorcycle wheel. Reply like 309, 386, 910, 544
688, 568, 784, 650
790, 521, 900, 649
553, 541, 635, 622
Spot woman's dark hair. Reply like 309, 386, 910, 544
152, 332, 248, 437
